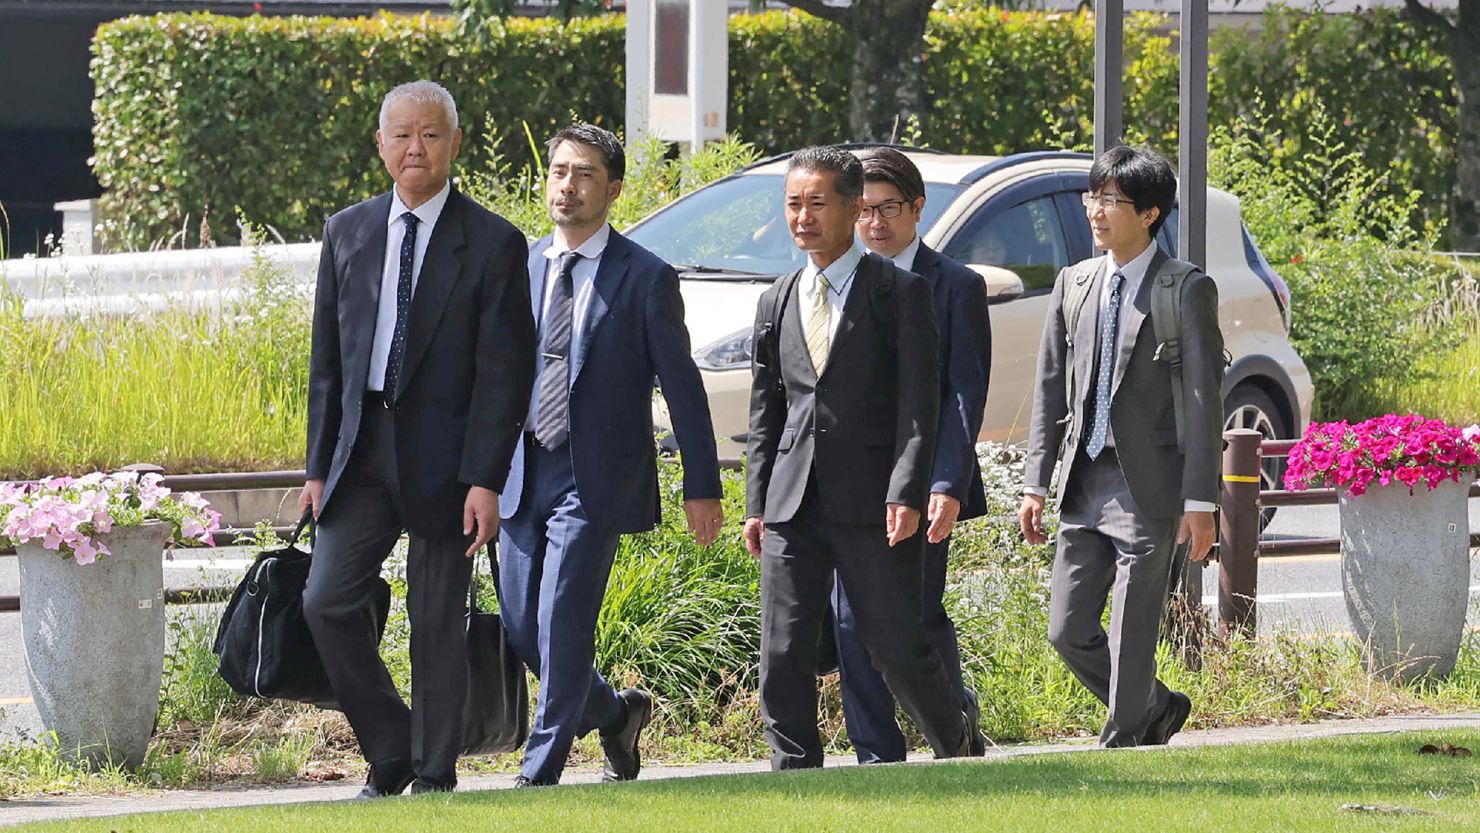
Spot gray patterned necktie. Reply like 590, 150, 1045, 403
533, 251, 582, 448
1085, 270, 1125, 460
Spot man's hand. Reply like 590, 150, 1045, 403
463, 486, 500, 558
925, 492, 962, 544
885, 503, 920, 547
684, 498, 725, 546
743, 517, 766, 558
298, 479, 326, 519
1178, 511, 1217, 562
1018, 494, 1047, 545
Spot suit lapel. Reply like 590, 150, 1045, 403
779, 267, 813, 382
393, 191, 467, 398
1074, 259, 1105, 401
341, 193, 393, 393
528, 236, 551, 324
912, 244, 943, 291
825, 254, 877, 372
573, 228, 632, 383
1110, 249, 1166, 402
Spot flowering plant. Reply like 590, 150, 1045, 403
0, 472, 221, 564
1284, 414, 1480, 496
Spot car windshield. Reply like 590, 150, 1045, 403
626, 174, 965, 276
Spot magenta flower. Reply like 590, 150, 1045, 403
1284, 413, 1480, 496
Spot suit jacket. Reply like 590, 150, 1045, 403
499, 228, 722, 533
914, 243, 991, 521
306, 187, 536, 540
1024, 247, 1224, 521
746, 252, 940, 525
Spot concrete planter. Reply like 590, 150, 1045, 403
17, 522, 170, 768
1338, 478, 1471, 682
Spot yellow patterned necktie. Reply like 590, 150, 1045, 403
805, 270, 832, 375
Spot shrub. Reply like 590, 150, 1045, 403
1210, 5, 1455, 238
1209, 108, 1463, 420
92, 9, 1186, 250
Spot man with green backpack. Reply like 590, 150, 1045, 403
1018, 145, 1224, 748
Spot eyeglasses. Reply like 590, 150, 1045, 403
859, 199, 908, 220
1082, 192, 1134, 211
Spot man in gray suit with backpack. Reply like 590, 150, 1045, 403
1018, 145, 1224, 748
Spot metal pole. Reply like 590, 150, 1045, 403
1094, 0, 1124, 157
1219, 429, 1262, 637
1178, 0, 1208, 268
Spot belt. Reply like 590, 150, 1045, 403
365, 390, 391, 409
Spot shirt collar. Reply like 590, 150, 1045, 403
889, 235, 922, 272
545, 223, 612, 262
388, 179, 452, 230
805, 242, 865, 296
1106, 239, 1159, 286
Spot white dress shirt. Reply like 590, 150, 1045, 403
525, 223, 611, 427
888, 234, 922, 273
796, 242, 865, 346
1026, 240, 1214, 513
367, 180, 450, 392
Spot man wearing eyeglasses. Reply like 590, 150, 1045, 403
827, 147, 991, 764
1018, 145, 1224, 748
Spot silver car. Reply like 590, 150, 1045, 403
630, 148, 1314, 496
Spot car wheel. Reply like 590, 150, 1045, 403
1223, 384, 1288, 531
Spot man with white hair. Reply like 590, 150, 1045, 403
298, 80, 536, 797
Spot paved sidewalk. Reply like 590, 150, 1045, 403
3, 712, 1477, 828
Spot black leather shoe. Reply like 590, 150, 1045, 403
962, 687, 986, 757
355, 760, 415, 799
513, 774, 556, 789
409, 777, 455, 795
1142, 691, 1192, 746
600, 688, 654, 782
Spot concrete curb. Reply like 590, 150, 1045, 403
2, 712, 1477, 828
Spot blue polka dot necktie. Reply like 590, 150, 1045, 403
1085, 270, 1124, 461
533, 251, 582, 448
382, 211, 417, 399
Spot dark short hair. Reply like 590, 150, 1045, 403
786, 145, 864, 202
1088, 145, 1176, 239
857, 147, 925, 204
546, 123, 625, 181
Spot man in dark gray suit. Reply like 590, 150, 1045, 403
298, 81, 536, 796
743, 145, 981, 770
831, 147, 991, 763
1018, 145, 1223, 748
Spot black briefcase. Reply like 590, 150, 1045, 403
212, 511, 391, 710
461, 543, 529, 755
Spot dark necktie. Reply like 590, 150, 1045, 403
382, 211, 418, 398
1085, 270, 1125, 460
533, 251, 582, 448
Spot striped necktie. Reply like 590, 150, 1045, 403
805, 270, 832, 375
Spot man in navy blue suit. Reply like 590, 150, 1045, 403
497, 123, 724, 788
832, 147, 992, 763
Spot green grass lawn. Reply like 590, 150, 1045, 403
14, 731, 1480, 833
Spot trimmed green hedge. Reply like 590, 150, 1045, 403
92, 8, 1453, 249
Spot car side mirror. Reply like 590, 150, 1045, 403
968, 264, 1024, 304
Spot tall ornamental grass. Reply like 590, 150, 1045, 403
0, 244, 309, 478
